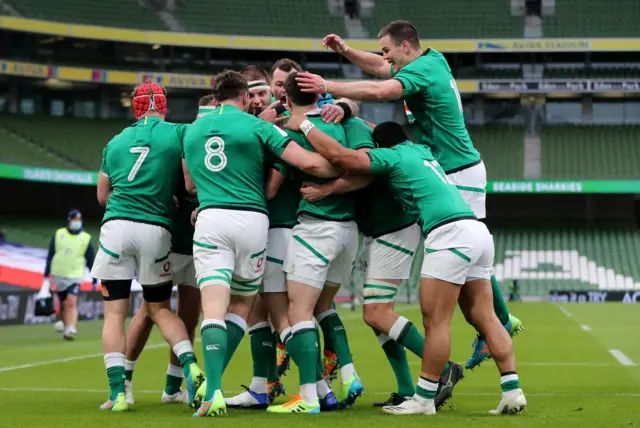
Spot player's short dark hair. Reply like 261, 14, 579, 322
377, 20, 420, 49
213, 70, 248, 102
284, 72, 316, 107
372, 121, 409, 148
240, 65, 270, 83
271, 58, 302, 77
198, 94, 215, 106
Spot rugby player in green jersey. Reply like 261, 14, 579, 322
121, 94, 215, 406
288, 115, 527, 416
301, 117, 464, 411
297, 21, 524, 370
181, 71, 340, 417
263, 72, 364, 414
91, 83, 205, 412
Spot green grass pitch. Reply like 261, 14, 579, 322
0, 302, 639, 427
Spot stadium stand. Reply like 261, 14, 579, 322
0, 128, 70, 168
12, 0, 167, 30
493, 225, 640, 295
363, 0, 522, 39
173, 0, 346, 36
10, 0, 522, 39
543, 0, 640, 38
0, 115, 128, 169
470, 125, 524, 179
541, 125, 640, 179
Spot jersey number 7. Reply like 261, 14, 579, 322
128, 147, 150, 181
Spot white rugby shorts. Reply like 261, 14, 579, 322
172, 253, 196, 287
421, 219, 494, 285
261, 227, 291, 293
91, 219, 172, 286
193, 209, 268, 296
283, 215, 358, 289
360, 224, 421, 304
447, 161, 487, 219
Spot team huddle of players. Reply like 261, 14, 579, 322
91, 20, 528, 417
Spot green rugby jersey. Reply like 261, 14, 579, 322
367, 142, 476, 236
392, 49, 481, 173
182, 104, 291, 215
266, 157, 300, 229
100, 116, 182, 230
341, 118, 416, 238
286, 112, 354, 222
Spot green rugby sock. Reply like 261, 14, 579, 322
222, 313, 247, 372
391, 316, 425, 358
164, 364, 184, 395
287, 322, 319, 387
104, 352, 126, 400
317, 309, 353, 366
201, 320, 227, 397
491, 274, 511, 326
378, 332, 415, 397
249, 323, 274, 379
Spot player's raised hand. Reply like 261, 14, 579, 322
322, 34, 348, 53
296, 72, 326, 94
320, 103, 344, 124
300, 182, 329, 202
258, 100, 288, 124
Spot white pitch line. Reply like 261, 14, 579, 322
0, 387, 638, 398
557, 306, 573, 317
609, 349, 637, 366
0, 343, 166, 373
581, 324, 592, 331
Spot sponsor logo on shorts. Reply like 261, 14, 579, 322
256, 257, 264, 273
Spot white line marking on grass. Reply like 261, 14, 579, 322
1, 387, 639, 398
581, 324, 591, 331
557, 306, 572, 317
0, 343, 166, 373
609, 349, 637, 366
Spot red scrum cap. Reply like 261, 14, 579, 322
132, 82, 167, 120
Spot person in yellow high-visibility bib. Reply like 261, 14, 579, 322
41, 209, 97, 340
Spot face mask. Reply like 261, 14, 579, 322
69, 221, 82, 231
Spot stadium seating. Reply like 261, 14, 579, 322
175, 0, 345, 37
543, 0, 640, 37
13, 0, 167, 30
469, 125, 524, 179
363, 0, 522, 40
492, 226, 640, 295
0, 128, 70, 168
541, 126, 640, 179
0, 115, 128, 169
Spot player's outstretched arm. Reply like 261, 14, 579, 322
265, 168, 286, 200
97, 172, 112, 207
323, 34, 392, 79
301, 172, 373, 202
182, 159, 197, 195
288, 116, 371, 173
279, 142, 341, 179
297, 72, 403, 102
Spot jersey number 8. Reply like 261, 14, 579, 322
205, 137, 227, 172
